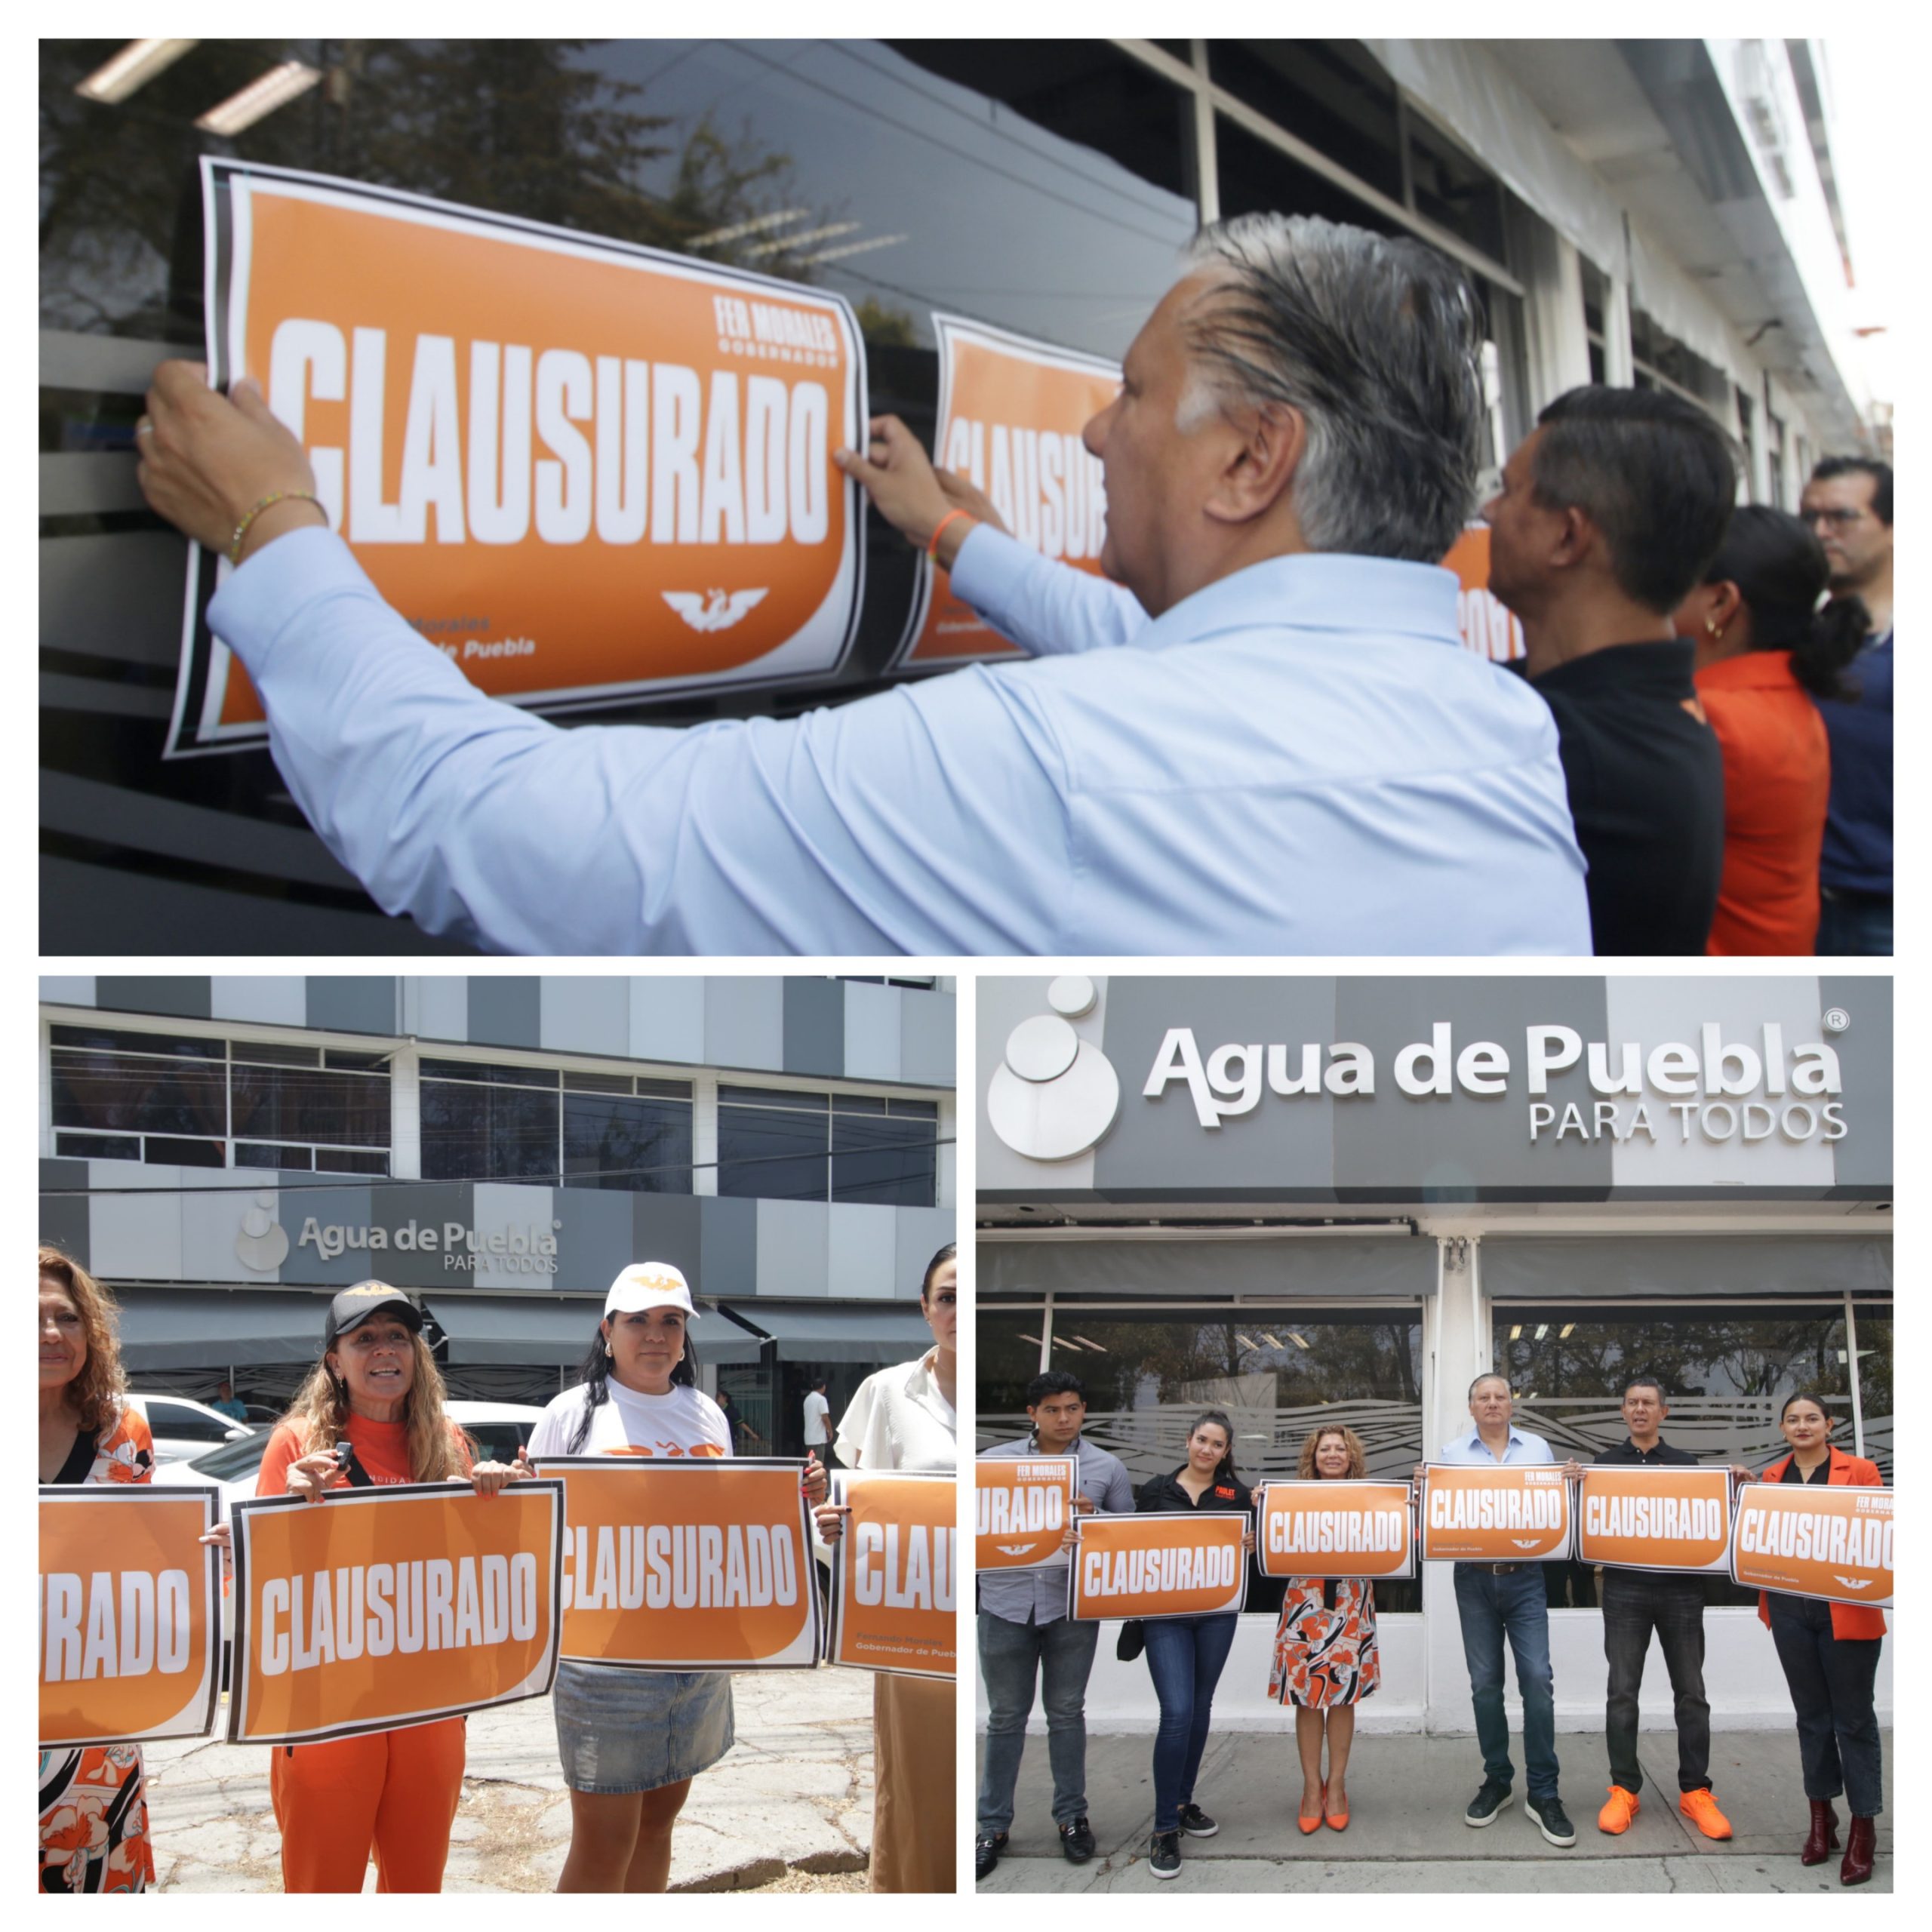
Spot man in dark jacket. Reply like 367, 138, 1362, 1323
1484, 387, 1734, 955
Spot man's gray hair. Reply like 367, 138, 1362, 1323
1178, 213, 1487, 562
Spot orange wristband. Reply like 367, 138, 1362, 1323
927, 509, 975, 560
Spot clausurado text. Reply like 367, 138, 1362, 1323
42, 1570, 192, 1682
257, 1555, 540, 1673
976, 1485, 1066, 1536
1427, 1484, 1566, 1531
1081, 1540, 1240, 1598
561, 1521, 801, 1611
851, 1522, 955, 1611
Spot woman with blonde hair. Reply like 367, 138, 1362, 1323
39, 1245, 158, 1891
1268, 1423, 1382, 1835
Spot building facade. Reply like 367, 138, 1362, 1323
40, 974, 955, 1451
40, 38, 1881, 949
976, 973, 1891, 1733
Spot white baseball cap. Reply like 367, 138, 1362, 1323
604, 1261, 699, 1320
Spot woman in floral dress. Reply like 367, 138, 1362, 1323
39, 1246, 158, 1894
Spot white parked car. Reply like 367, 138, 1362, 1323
150, 1400, 545, 1517
124, 1392, 257, 1466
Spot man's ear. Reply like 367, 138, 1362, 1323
1204, 401, 1306, 526
1549, 503, 1601, 573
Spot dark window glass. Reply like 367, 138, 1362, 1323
831, 1094, 888, 1115
51, 1048, 227, 1136
1207, 41, 1404, 204
315, 1147, 390, 1174
1851, 1305, 1891, 1481
721, 1086, 829, 1113
1493, 1302, 1860, 1607
229, 1041, 320, 1067
141, 1401, 234, 1443
235, 1142, 312, 1171
420, 1079, 560, 1180
561, 1070, 632, 1095
563, 1093, 693, 1193
420, 1058, 558, 1088
1214, 114, 1401, 239
1152, 41, 1192, 66
325, 1049, 391, 1069
1589, 340, 1607, 386
54, 1131, 140, 1160
831, 1112, 937, 1206
717, 1106, 829, 1201
637, 1078, 694, 1100
463, 1421, 536, 1463
146, 1135, 226, 1167
50, 1026, 222, 1058
979, 1303, 1426, 1612
886, 1097, 940, 1118
230, 1064, 390, 1147
1407, 115, 1506, 265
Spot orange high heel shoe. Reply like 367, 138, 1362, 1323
1325, 1781, 1349, 1831
1299, 1782, 1326, 1835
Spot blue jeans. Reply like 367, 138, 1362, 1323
1142, 1613, 1238, 1833
1816, 889, 1892, 956
1768, 1595, 1884, 1818
976, 1611, 1101, 1834
1453, 1564, 1560, 1801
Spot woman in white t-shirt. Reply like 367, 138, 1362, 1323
835, 1241, 957, 1891
527, 1261, 827, 1892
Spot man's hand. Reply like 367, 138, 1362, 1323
833, 414, 955, 552
137, 361, 325, 561
1560, 1458, 1586, 1481
935, 465, 1008, 539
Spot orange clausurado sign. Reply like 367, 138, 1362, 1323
1419, 1464, 1574, 1563
1444, 526, 1524, 662
538, 1458, 820, 1668
39, 1487, 220, 1748
1069, 1512, 1249, 1620
1255, 1480, 1415, 1580
169, 158, 865, 757
227, 1480, 561, 1745
1576, 1465, 1734, 1574
975, 1456, 1078, 1571
895, 314, 1119, 667
827, 1472, 956, 1679
1730, 1481, 1894, 1610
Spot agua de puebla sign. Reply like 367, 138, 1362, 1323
297, 1217, 560, 1275
1146, 1022, 1847, 1149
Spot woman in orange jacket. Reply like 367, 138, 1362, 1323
1756, 1391, 1885, 1885
1672, 507, 1869, 954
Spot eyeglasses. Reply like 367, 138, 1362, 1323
1806, 507, 1869, 530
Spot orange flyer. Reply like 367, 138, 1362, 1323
1576, 1465, 1733, 1574
896, 314, 1119, 667
1069, 1512, 1249, 1620
540, 1458, 821, 1669
1730, 1481, 1894, 1609
226, 1480, 561, 1745
1255, 1479, 1415, 1580
828, 1472, 956, 1679
39, 1487, 220, 1748
170, 158, 865, 757
1419, 1463, 1574, 1563
976, 1455, 1078, 1571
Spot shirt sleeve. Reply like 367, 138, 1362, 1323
207, 528, 1078, 955
1101, 1458, 1137, 1514
946, 524, 1149, 656
835, 1372, 893, 1470
255, 1424, 313, 1497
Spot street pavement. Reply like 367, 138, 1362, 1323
974, 1728, 1893, 1893
143, 1667, 878, 1892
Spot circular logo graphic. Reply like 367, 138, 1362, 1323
235, 1193, 290, 1272
986, 992, 1119, 1160
1822, 1007, 1850, 1034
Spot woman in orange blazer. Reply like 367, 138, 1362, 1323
1673, 508, 1868, 955
1756, 1391, 1884, 1885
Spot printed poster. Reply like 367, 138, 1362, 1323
894, 314, 1118, 668
168, 158, 866, 757
826, 1471, 956, 1679
1068, 1512, 1249, 1621
39, 1487, 221, 1748
1419, 1463, 1574, 1563
1445, 525, 1524, 661
1576, 1465, 1734, 1574
1254, 1479, 1416, 1580
1730, 1481, 1894, 1610
975, 1455, 1078, 1571
538, 1458, 821, 1669
226, 1480, 562, 1745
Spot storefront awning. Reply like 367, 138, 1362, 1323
981, 1236, 1432, 1300
427, 1296, 768, 1366
715, 1303, 934, 1364
115, 1287, 334, 1369
1480, 1236, 1893, 1301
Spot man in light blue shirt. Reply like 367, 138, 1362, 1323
140, 212, 1589, 955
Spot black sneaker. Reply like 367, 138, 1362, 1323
1148, 1829, 1181, 1879
1060, 1816, 1096, 1863
974, 1832, 1007, 1879
1527, 1796, 1577, 1847
1177, 1802, 1219, 1838
1464, 1781, 1515, 1826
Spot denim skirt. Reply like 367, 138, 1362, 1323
552, 1659, 735, 1793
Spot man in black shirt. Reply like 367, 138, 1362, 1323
1484, 387, 1733, 955
1590, 1378, 1747, 1840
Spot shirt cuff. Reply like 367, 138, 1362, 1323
946, 522, 1048, 634
205, 525, 381, 675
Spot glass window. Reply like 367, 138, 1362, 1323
420, 1078, 560, 1181
563, 1091, 694, 1193
420, 1058, 558, 1088
716, 1099, 830, 1201
54, 1131, 139, 1161
51, 1048, 228, 1137
141, 1400, 235, 1444
1214, 114, 1402, 240
831, 1109, 936, 1206
50, 1025, 222, 1058
1407, 115, 1506, 265
235, 1141, 312, 1171
1847, 1303, 1890, 1481
1207, 41, 1404, 205
230, 1063, 390, 1148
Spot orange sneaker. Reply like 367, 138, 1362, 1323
1679, 1789, 1733, 1840
1598, 1786, 1641, 1835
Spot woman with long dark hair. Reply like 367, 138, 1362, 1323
1134, 1409, 1256, 1879
1757, 1390, 1886, 1886
1672, 506, 1869, 953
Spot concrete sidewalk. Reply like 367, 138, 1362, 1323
143, 1669, 878, 1892
975, 1729, 1892, 1892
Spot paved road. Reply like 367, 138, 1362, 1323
145, 1669, 878, 1892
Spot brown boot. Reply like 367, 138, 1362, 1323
1840, 1815, 1875, 1887
1801, 1798, 1840, 1866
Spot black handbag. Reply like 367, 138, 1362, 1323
1115, 1618, 1146, 1662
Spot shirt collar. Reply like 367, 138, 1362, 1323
1132, 552, 1464, 653
1466, 1424, 1524, 1451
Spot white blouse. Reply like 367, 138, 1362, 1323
835, 1349, 957, 1472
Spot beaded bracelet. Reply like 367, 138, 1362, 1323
229, 490, 328, 566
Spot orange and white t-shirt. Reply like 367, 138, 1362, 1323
527, 1380, 732, 1460
254, 1415, 472, 1493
